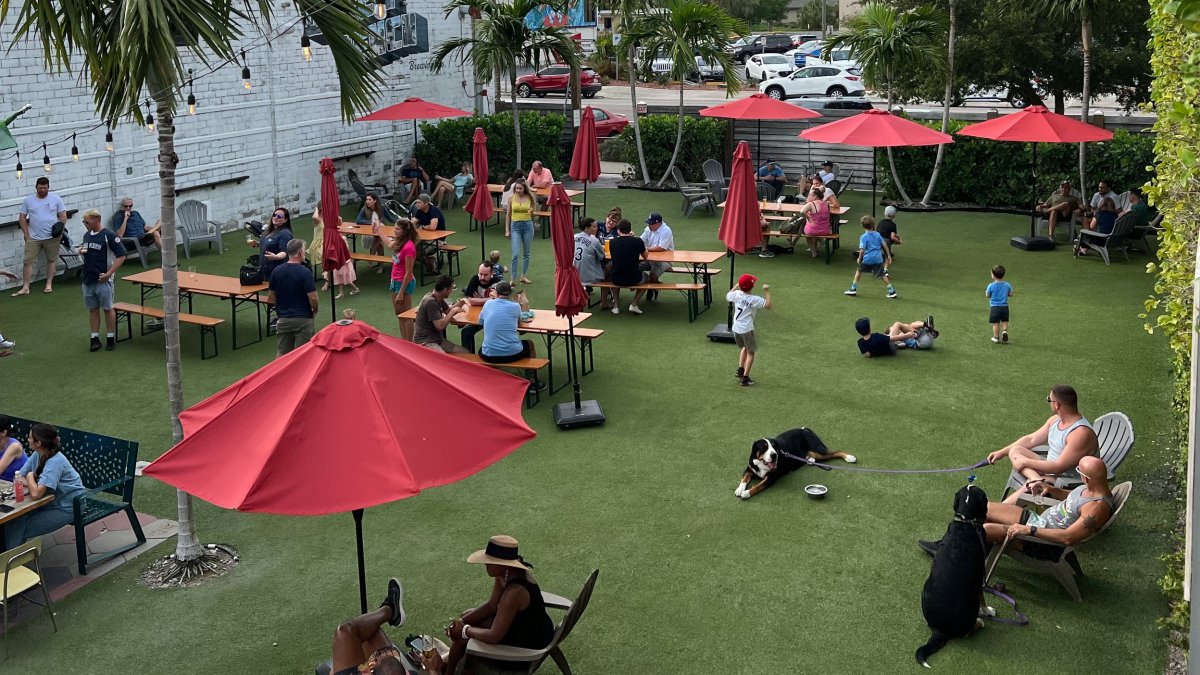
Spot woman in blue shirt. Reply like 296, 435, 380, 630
253, 207, 294, 280
4, 424, 85, 551
0, 415, 25, 482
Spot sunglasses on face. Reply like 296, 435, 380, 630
272, 213, 286, 219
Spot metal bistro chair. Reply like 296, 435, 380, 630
175, 200, 226, 259
1, 539, 57, 654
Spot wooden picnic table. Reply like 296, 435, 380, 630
398, 302, 596, 395
0, 479, 53, 528
718, 200, 851, 217
486, 184, 583, 198
337, 224, 454, 242
605, 249, 725, 307
123, 268, 269, 349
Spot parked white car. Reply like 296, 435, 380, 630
758, 65, 866, 100
805, 47, 859, 72
745, 53, 794, 82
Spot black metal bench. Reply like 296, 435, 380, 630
5, 416, 144, 575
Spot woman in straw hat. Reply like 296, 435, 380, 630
444, 535, 555, 674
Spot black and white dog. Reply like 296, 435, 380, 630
735, 427, 857, 500
916, 484, 994, 668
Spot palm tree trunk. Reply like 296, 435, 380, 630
1077, 12, 1091, 193
511, 74, 522, 170
627, 43, 651, 183
884, 85, 913, 205
153, 95, 202, 563
921, 0, 956, 206
656, 82, 686, 187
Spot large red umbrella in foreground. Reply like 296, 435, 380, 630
700, 93, 821, 179
548, 182, 604, 428
800, 109, 953, 218
957, 105, 1113, 237
464, 127, 494, 261
319, 158, 352, 322
708, 141, 763, 343
144, 320, 536, 611
569, 107, 602, 219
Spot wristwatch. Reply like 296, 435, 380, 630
1029, 525, 1038, 537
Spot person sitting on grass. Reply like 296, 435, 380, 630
855, 317, 895, 358
329, 578, 439, 675
885, 317, 937, 350
443, 535, 555, 675
844, 216, 896, 299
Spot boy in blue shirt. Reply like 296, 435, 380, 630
986, 264, 1014, 343
845, 216, 896, 299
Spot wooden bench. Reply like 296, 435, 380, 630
572, 327, 604, 376
113, 302, 224, 359
441, 244, 466, 277
588, 281, 707, 322
4, 416, 143, 575
449, 352, 550, 408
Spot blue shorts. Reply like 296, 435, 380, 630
390, 278, 417, 295
83, 280, 115, 310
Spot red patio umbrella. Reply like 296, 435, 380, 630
356, 97, 473, 122
547, 182, 604, 428
568, 107, 602, 220
708, 141, 763, 343
699, 93, 821, 178
319, 157, 352, 322
956, 105, 1113, 236
463, 127, 494, 261
800, 109, 954, 218
143, 320, 536, 612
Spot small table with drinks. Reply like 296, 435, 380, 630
0, 478, 54, 530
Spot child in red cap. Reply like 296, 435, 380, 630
726, 274, 772, 386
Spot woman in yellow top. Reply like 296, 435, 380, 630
506, 181, 535, 284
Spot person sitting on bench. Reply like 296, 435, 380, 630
478, 282, 545, 392
608, 219, 649, 315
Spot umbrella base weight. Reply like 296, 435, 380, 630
706, 324, 737, 343
1010, 236, 1056, 251
553, 400, 606, 429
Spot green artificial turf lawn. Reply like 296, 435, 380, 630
0, 187, 1178, 674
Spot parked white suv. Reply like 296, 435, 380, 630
745, 53, 794, 82
758, 65, 865, 100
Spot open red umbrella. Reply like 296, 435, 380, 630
800, 109, 954, 218
319, 158, 352, 322
143, 320, 536, 611
568, 107, 602, 220
464, 127, 494, 261
957, 105, 1113, 236
356, 97, 473, 121
700, 93, 821, 176
547, 182, 604, 428
708, 141, 763, 343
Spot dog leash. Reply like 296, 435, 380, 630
982, 533, 1029, 626
781, 453, 992, 475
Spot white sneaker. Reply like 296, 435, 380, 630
628, 304, 643, 315
611, 306, 619, 315
0, 339, 12, 350
991, 336, 1000, 343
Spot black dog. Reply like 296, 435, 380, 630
735, 427, 856, 500
916, 484, 992, 667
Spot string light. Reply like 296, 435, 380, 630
105, 122, 114, 152
41, 142, 50, 173
14, 150, 22, 179
301, 20, 312, 62
241, 50, 252, 89
376, 1, 386, 19
144, 100, 155, 133
71, 133, 79, 161
187, 70, 197, 115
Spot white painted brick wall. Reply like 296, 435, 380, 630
0, 0, 482, 287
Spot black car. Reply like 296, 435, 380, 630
733, 34, 793, 64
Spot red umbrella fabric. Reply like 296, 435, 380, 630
955, 105, 1113, 143
569, 107, 601, 183
143, 320, 536, 515
356, 97, 472, 122
717, 141, 763, 255
699, 93, 823, 121
464, 127, 494, 223
549, 183, 588, 317
799, 109, 953, 147
319, 158, 351, 274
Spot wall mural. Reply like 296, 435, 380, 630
524, 0, 594, 29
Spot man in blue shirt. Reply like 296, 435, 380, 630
79, 209, 127, 352
757, 160, 787, 198
479, 281, 537, 364
268, 239, 318, 357
845, 216, 896, 299
109, 197, 163, 251
398, 157, 429, 203
412, 194, 447, 275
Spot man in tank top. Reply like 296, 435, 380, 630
986, 384, 1099, 504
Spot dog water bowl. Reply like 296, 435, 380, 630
805, 484, 828, 500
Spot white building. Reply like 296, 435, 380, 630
0, 0, 479, 285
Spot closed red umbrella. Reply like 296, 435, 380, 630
569, 107, 602, 218
709, 141, 762, 342
957, 106, 1113, 237
700, 93, 821, 172
319, 158, 352, 322
464, 127, 494, 260
547, 183, 604, 428
800, 109, 954, 217
144, 320, 536, 611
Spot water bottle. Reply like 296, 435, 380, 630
13, 474, 24, 503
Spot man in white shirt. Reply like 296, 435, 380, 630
818, 160, 837, 185
726, 274, 772, 387
1087, 180, 1116, 213
639, 212, 674, 286
14, 176, 67, 297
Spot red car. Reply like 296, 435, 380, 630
591, 107, 628, 137
515, 66, 602, 98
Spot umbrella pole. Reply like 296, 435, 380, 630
582, 182, 588, 226
479, 217, 487, 262
756, 120, 762, 176
1029, 143, 1038, 238
353, 508, 368, 614
726, 251, 736, 332
872, 149, 878, 220
568, 316, 581, 408
329, 279, 338, 324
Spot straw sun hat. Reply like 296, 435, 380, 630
466, 535, 534, 570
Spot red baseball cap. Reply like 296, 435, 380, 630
738, 274, 757, 292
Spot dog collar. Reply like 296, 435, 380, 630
953, 514, 984, 526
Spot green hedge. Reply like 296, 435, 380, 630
413, 112, 566, 185
604, 114, 727, 183
882, 120, 1155, 208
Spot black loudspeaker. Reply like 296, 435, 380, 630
1010, 236, 1056, 251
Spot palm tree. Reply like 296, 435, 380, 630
921, 0, 957, 206
824, 2, 947, 205
1030, 0, 1097, 193
433, 0, 581, 170
626, 0, 743, 186
602, 0, 655, 184
1, 0, 381, 577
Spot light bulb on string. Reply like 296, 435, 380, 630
14, 150, 22, 179
144, 100, 155, 134
41, 142, 50, 173
376, 1, 386, 19
71, 133, 79, 161
105, 122, 114, 152
187, 69, 197, 115
301, 32, 312, 62
241, 50, 252, 90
